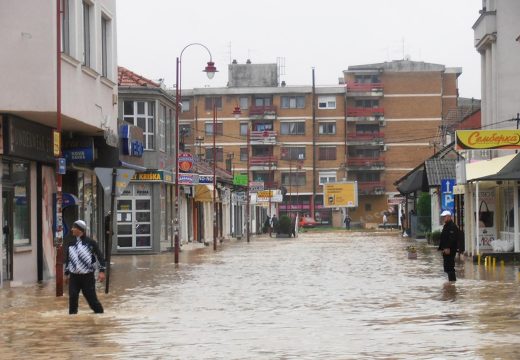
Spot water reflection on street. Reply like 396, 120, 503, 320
2, 231, 520, 359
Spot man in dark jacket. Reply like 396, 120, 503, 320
64, 220, 106, 314
438, 210, 458, 282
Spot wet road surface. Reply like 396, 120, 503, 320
2, 231, 520, 359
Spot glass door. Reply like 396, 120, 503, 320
2, 190, 13, 281
117, 196, 152, 249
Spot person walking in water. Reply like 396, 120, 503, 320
64, 220, 106, 314
344, 214, 352, 230
439, 210, 459, 283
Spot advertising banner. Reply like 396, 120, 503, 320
474, 189, 496, 251
456, 130, 520, 150
323, 182, 358, 208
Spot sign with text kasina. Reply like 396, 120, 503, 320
323, 182, 358, 208
456, 130, 520, 150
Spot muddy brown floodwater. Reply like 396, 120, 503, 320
2, 231, 520, 359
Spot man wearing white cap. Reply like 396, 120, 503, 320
64, 219, 106, 314
438, 210, 459, 283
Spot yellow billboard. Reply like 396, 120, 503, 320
323, 182, 358, 208
456, 130, 520, 150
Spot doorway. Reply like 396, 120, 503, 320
2, 190, 14, 281
116, 196, 152, 249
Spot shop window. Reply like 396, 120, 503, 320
2, 162, 31, 246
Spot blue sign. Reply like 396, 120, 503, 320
441, 178, 455, 213
63, 147, 94, 163
57, 158, 66, 175
120, 124, 144, 157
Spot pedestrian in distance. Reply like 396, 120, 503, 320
271, 214, 278, 235
344, 214, 352, 230
264, 216, 270, 235
438, 210, 459, 283
382, 213, 388, 230
64, 220, 106, 315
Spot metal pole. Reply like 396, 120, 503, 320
311, 67, 316, 219
476, 181, 480, 255
174, 56, 180, 263
55, 0, 64, 297
246, 127, 250, 242
105, 168, 116, 293
213, 104, 217, 251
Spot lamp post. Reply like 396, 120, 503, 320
212, 103, 217, 251
174, 43, 217, 263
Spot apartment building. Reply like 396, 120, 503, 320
179, 60, 460, 229
0, 0, 118, 285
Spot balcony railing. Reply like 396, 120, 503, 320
347, 157, 385, 167
346, 83, 383, 93
250, 155, 277, 167
357, 181, 385, 195
249, 105, 277, 116
347, 132, 384, 141
347, 107, 384, 117
250, 130, 277, 145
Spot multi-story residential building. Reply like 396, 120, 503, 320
344, 60, 461, 226
0, 0, 118, 285
180, 60, 461, 230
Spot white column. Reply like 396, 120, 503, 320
514, 182, 519, 252
476, 181, 480, 255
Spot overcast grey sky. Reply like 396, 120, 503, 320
117, 0, 482, 99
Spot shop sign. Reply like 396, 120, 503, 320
132, 170, 165, 182
249, 181, 264, 192
233, 174, 248, 186
456, 129, 520, 150
53, 130, 60, 157
178, 152, 194, 172
120, 124, 144, 157
4, 115, 54, 162
178, 173, 214, 185
387, 196, 405, 205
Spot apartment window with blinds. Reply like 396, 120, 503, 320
319, 172, 337, 185
240, 147, 248, 161
205, 97, 222, 111
280, 147, 305, 160
82, 1, 91, 67
319, 122, 336, 135
281, 96, 305, 109
280, 122, 305, 135
239, 97, 249, 110
61, 0, 70, 54
319, 147, 336, 160
205, 122, 223, 136
240, 123, 248, 136
281, 172, 306, 186
181, 99, 190, 112
205, 147, 223, 162
123, 101, 155, 150
318, 96, 336, 109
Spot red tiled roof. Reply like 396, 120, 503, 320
118, 66, 160, 88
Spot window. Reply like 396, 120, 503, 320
205, 122, 223, 136
101, 16, 109, 77
205, 147, 223, 162
318, 96, 336, 109
282, 172, 306, 186
239, 96, 249, 110
252, 171, 274, 185
179, 124, 191, 137
319, 122, 336, 135
240, 122, 249, 136
280, 147, 305, 160
365, 203, 372, 212
240, 147, 248, 161
123, 100, 155, 150
319, 147, 336, 160
355, 99, 379, 108
61, 0, 70, 54
281, 96, 305, 109
253, 123, 273, 132
254, 97, 271, 107
350, 148, 381, 158
355, 74, 380, 83
319, 172, 337, 185
280, 122, 305, 135
159, 104, 166, 152
358, 173, 380, 182
356, 124, 379, 133
82, 1, 91, 67
205, 97, 222, 111
2, 161, 31, 246
181, 99, 190, 112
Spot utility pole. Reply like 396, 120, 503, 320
311, 68, 317, 219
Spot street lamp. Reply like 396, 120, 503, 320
175, 43, 217, 263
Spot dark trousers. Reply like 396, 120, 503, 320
443, 254, 457, 282
69, 272, 104, 314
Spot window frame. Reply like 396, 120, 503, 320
123, 100, 155, 150
280, 95, 305, 109
82, 1, 91, 67
318, 96, 336, 109
318, 122, 336, 135
319, 171, 337, 185
280, 122, 305, 135
205, 97, 222, 111
318, 147, 337, 161
205, 147, 224, 162
205, 122, 223, 136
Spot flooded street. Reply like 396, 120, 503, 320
2, 231, 520, 359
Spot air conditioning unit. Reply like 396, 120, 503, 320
382, 145, 388, 151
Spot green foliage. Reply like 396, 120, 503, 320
277, 215, 292, 235
431, 230, 441, 245
417, 192, 431, 217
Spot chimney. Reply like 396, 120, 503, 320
246, 59, 251, 64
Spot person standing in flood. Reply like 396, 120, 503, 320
64, 220, 106, 314
438, 210, 458, 283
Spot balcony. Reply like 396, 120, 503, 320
347, 107, 384, 119
347, 132, 384, 145
250, 155, 277, 169
358, 181, 385, 195
249, 105, 277, 120
250, 130, 277, 145
346, 83, 383, 95
473, 9, 496, 52
346, 156, 385, 170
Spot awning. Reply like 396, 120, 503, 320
396, 168, 426, 195
478, 152, 520, 181
466, 154, 517, 181
194, 184, 220, 202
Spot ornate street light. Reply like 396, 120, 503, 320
174, 43, 217, 263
